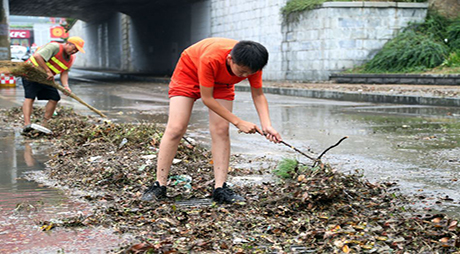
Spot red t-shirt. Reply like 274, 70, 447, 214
170, 38, 263, 89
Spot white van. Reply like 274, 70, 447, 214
10, 45, 29, 62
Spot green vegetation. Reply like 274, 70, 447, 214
364, 30, 449, 73
62, 18, 78, 32
281, 0, 427, 20
443, 19, 460, 68
442, 51, 460, 68
273, 158, 300, 178
447, 19, 460, 50
10, 25, 32, 28
281, 0, 326, 19
362, 12, 460, 73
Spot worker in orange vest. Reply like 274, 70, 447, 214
22, 36, 85, 133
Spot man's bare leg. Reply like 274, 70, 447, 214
209, 99, 233, 188
22, 98, 35, 126
155, 96, 195, 186
43, 100, 58, 127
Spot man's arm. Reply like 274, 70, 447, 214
251, 86, 282, 142
32, 53, 54, 80
200, 86, 261, 134
32, 43, 60, 80
59, 70, 72, 94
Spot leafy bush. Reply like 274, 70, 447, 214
364, 30, 449, 73
447, 19, 460, 51
362, 11, 460, 73
442, 51, 460, 68
407, 11, 451, 43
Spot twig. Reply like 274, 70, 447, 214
313, 136, 348, 167
250, 129, 318, 162
181, 136, 195, 148
279, 140, 317, 161
241, 130, 348, 165
342, 189, 354, 200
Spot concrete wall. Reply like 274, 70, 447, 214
282, 2, 428, 81
70, 1, 428, 82
210, 0, 286, 80
71, 1, 211, 75
191, 1, 212, 44
33, 23, 57, 46
70, 13, 122, 70
0, 0, 10, 60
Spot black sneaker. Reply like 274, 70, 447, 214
22, 124, 33, 133
212, 183, 245, 204
141, 181, 166, 201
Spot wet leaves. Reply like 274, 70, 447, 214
1, 107, 460, 253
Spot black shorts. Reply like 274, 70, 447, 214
22, 78, 61, 101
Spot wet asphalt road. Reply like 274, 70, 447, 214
0, 75, 459, 252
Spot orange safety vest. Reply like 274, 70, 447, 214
27, 43, 75, 75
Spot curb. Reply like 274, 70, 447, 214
71, 69, 170, 84
330, 73, 460, 85
235, 85, 460, 107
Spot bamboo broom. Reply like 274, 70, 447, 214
0, 61, 107, 118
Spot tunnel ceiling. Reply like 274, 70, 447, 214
9, 0, 195, 22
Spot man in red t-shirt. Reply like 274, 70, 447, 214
142, 38, 282, 204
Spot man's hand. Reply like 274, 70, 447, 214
63, 85, 71, 96
262, 126, 282, 143
235, 120, 262, 134
46, 71, 54, 81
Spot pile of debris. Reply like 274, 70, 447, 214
1, 107, 459, 253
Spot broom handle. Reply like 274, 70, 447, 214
1, 62, 107, 118
43, 79, 107, 118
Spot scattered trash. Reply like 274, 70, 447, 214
30, 123, 52, 134
89, 156, 103, 163
170, 175, 192, 189
138, 164, 147, 172
141, 155, 157, 160
232, 237, 248, 244
119, 138, 128, 149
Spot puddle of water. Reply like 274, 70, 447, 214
0, 128, 133, 253
0, 87, 23, 108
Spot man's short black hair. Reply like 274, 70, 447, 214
230, 40, 269, 72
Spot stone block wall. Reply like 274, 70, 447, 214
282, 2, 428, 81
210, 0, 287, 80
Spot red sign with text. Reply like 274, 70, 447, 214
10, 30, 31, 38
